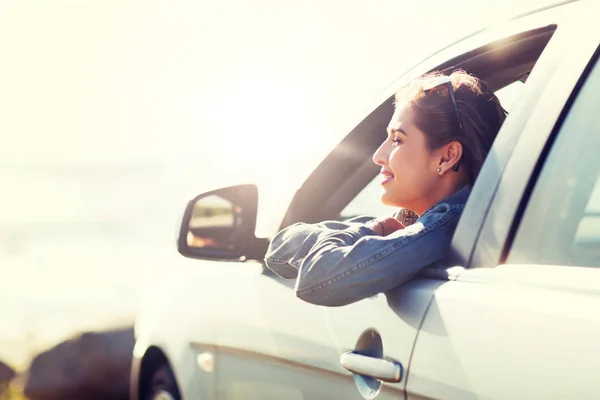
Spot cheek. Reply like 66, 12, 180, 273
389, 145, 420, 171
389, 146, 434, 183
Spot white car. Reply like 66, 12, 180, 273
131, 1, 600, 399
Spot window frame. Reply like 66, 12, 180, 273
469, 21, 600, 269
281, 20, 563, 232
508, 51, 600, 268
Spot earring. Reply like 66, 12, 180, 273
436, 168, 441, 173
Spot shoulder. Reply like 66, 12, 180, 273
414, 186, 470, 233
418, 201, 464, 230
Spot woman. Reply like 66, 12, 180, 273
265, 70, 507, 306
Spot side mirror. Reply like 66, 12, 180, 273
177, 184, 264, 261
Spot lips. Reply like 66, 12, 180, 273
380, 170, 394, 186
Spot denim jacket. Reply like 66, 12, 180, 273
264, 186, 471, 307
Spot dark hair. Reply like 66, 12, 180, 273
394, 70, 507, 183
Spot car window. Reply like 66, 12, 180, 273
339, 80, 524, 220
507, 53, 600, 267
339, 177, 397, 219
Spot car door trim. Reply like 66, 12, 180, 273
195, 342, 406, 396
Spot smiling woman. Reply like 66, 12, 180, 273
265, 69, 508, 306
340, 78, 525, 221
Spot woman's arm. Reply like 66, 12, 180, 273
265, 203, 463, 307
265, 216, 376, 279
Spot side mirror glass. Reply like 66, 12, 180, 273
177, 184, 259, 260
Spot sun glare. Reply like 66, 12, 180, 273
206, 73, 332, 188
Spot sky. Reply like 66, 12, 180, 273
0, 0, 557, 163
0, 0, 560, 364
0, 0, 559, 228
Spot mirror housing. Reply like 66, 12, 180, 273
177, 184, 267, 261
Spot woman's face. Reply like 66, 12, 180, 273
373, 106, 443, 213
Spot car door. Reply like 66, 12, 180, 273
406, 17, 600, 400
213, 265, 361, 400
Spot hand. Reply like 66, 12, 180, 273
366, 217, 405, 236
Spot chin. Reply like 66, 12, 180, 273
382, 191, 416, 210
381, 192, 403, 208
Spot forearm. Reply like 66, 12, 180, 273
295, 209, 461, 306
264, 217, 375, 279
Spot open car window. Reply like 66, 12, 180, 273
339, 79, 525, 221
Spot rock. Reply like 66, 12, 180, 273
0, 360, 16, 395
0, 360, 15, 383
22, 326, 134, 400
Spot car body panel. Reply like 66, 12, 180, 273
135, 260, 435, 398
407, 265, 600, 399
320, 278, 448, 396
134, 259, 335, 399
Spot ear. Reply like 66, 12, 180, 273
436, 141, 463, 174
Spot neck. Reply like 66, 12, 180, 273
413, 176, 468, 215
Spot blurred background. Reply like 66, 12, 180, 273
0, 0, 557, 396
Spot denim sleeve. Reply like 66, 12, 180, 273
264, 216, 376, 279
266, 204, 462, 307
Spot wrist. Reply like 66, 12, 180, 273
377, 220, 385, 236
365, 218, 384, 236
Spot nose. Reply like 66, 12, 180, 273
373, 140, 388, 166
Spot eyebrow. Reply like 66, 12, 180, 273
388, 126, 408, 136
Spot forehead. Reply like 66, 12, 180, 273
388, 105, 415, 131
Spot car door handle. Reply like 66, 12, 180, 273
340, 351, 402, 383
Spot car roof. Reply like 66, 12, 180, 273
359, 0, 582, 116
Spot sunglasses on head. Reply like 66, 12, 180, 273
423, 75, 464, 172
